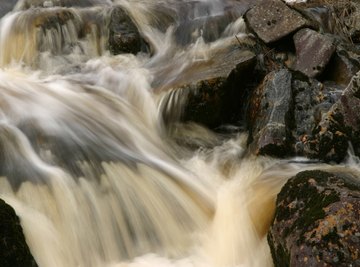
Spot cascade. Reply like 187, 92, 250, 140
0, 1, 355, 267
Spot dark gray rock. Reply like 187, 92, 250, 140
174, 10, 239, 45
0, 0, 17, 18
248, 69, 292, 157
324, 42, 360, 86
0, 199, 38, 267
159, 41, 256, 129
181, 48, 256, 128
307, 71, 360, 162
291, 74, 342, 155
108, 6, 148, 55
293, 28, 336, 78
245, 0, 307, 44
268, 170, 360, 267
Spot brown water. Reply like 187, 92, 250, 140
1, 1, 356, 267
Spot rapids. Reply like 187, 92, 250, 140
0, 0, 356, 267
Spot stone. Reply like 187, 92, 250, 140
248, 69, 293, 157
174, 10, 240, 45
291, 74, 342, 155
108, 6, 148, 55
0, 199, 38, 267
324, 42, 360, 86
307, 72, 360, 162
245, 0, 307, 44
268, 170, 360, 267
158, 40, 256, 129
0, 0, 17, 18
293, 28, 336, 78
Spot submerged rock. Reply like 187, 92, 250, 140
108, 6, 148, 55
0, 199, 38, 267
248, 69, 293, 157
245, 0, 307, 44
268, 170, 360, 267
293, 28, 336, 78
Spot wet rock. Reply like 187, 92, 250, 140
307, 72, 360, 162
174, 11, 240, 45
245, 0, 307, 44
0, 199, 38, 267
293, 28, 336, 78
324, 42, 360, 86
292, 74, 342, 155
0, 0, 17, 18
268, 170, 360, 267
248, 69, 293, 157
108, 6, 148, 55
14, 0, 106, 9
180, 47, 256, 129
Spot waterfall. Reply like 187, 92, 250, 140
0, 1, 340, 267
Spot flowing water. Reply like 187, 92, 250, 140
0, 1, 356, 267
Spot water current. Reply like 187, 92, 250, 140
0, 0, 357, 267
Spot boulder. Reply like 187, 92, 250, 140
245, 0, 307, 44
293, 28, 336, 78
0, 199, 38, 267
181, 47, 256, 128
291, 74, 342, 155
174, 10, 240, 45
0, 0, 17, 18
268, 170, 360, 267
108, 6, 148, 55
324, 42, 360, 86
158, 39, 256, 129
248, 69, 293, 157
307, 72, 360, 162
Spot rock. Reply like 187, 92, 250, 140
181, 48, 256, 128
307, 72, 360, 162
293, 28, 336, 78
0, 0, 17, 18
108, 6, 148, 55
0, 199, 38, 267
174, 10, 240, 45
324, 42, 360, 86
245, 0, 307, 44
158, 39, 256, 129
268, 170, 360, 267
291, 74, 342, 155
248, 69, 293, 157
14, 0, 106, 9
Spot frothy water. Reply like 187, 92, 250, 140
0, 1, 350, 267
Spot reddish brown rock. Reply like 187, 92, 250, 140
293, 28, 336, 77
245, 0, 307, 44
268, 170, 360, 267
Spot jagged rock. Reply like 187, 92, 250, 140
0, 199, 38, 267
245, 0, 307, 44
248, 69, 292, 157
293, 28, 336, 78
292, 74, 342, 155
108, 6, 148, 55
268, 170, 360, 267
306, 72, 360, 162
